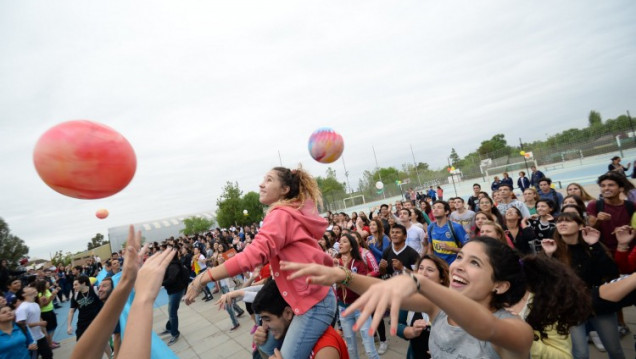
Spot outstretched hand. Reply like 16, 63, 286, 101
280, 261, 344, 286
615, 225, 635, 247
342, 274, 418, 337
121, 225, 150, 285
134, 248, 176, 303
215, 290, 243, 311
581, 226, 601, 245
540, 239, 557, 256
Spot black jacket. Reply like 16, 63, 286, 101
163, 258, 189, 294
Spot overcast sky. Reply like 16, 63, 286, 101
1, 1, 635, 260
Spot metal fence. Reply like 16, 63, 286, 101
320, 121, 636, 212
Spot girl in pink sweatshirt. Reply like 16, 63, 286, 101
184, 166, 336, 358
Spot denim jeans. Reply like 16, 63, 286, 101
258, 330, 283, 357
165, 289, 184, 336
220, 285, 244, 327
279, 289, 337, 359
570, 313, 625, 359
339, 305, 380, 359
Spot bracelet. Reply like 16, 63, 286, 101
206, 268, 215, 283
617, 245, 630, 252
406, 272, 420, 292
338, 266, 352, 286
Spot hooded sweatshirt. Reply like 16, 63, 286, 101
224, 200, 332, 315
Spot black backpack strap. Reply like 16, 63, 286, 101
447, 221, 462, 248
625, 200, 634, 218
596, 199, 604, 214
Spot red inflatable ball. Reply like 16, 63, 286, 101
96, 209, 109, 219
33, 120, 137, 199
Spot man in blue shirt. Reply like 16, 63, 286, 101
530, 165, 545, 188
427, 186, 437, 201
428, 201, 470, 265
538, 178, 563, 215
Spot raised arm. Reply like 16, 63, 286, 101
343, 273, 532, 356
70, 225, 148, 359
118, 247, 176, 359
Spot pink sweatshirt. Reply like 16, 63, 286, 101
224, 200, 333, 315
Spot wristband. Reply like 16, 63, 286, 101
617, 245, 630, 252
406, 272, 420, 292
338, 266, 352, 286
206, 268, 215, 283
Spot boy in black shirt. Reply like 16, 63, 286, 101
379, 224, 420, 279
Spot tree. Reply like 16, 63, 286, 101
181, 217, 215, 236
216, 181, 244, 228
477, 134, 510, 156
588, 110, 602, 127
51, 250, 73, 266
241, 191, 265, 226
449, 148, 460, 167
0, 218, 29, 267
316, 167, 346, 198
87, 233, 109, 250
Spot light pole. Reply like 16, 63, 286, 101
410, 144, 422, 187
372, 145, 386, 199
342, 156, 352, 194
519, 137, 530, 175
447, 157, 458, 197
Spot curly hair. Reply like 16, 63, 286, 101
521, 255, 591, 340
470, 237, 591, 340
417, 254, 450, 287
269, 165, 323, 211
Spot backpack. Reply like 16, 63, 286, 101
178, 262, 191, 285
595, 199, 635, 218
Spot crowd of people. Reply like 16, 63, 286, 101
3, 162, 636, 359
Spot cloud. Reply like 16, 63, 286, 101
1, 0, 635, 258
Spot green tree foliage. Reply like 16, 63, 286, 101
477, 134, 510, 156
181, 217, 215, 236
51, 250, 73, 266
87, 233, 109, 250
216, 182, 265, 228
216, 181, 243, 228
316, 167, 346, 198
241, 191, 265, 226
449, 148, 460, 167
0, 218, 29, 267
588, 110, 602, 127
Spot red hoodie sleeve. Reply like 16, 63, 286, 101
364, 249, 380, 277
225, 209, 289, 276
614, 247, 636, 274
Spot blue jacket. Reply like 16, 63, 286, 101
538, 189, 563, 215
530, 170, 545, 187
517, 176, 530, 191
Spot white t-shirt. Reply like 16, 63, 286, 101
15, 301, 45, 341
405, 225, 426, 254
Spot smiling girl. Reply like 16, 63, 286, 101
282, 236, 588, 359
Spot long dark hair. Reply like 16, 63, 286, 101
470, 236, 591, 340
370, 219, 385, 250
337, 233, 364, 264
479, 196, 504, 225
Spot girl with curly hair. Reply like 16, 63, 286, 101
282, 236, 590, 359
541, 212, 623, 358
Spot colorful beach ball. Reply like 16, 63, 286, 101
33, 120, 137, 199
308, 128, 344, 164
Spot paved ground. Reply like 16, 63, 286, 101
50, 291, 636, 358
